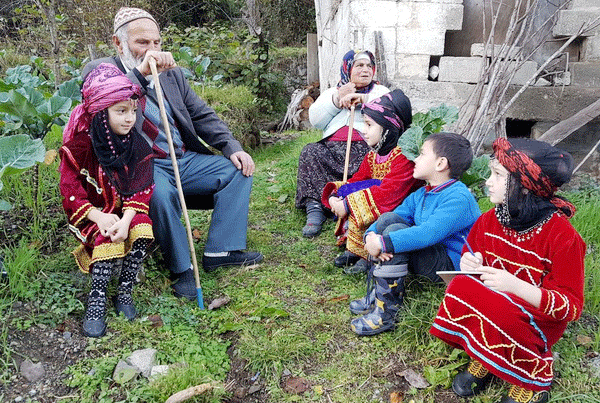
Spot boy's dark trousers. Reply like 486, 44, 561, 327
350, 212, 452, 336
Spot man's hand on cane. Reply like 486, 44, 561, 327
136, 51, 177, 76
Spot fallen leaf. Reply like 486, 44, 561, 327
277, 194, 288, 203
192, 229, 202, 241
398, 368, 430, 389
328, 294, 349, 303
283, 376, 310, 394
44, 149, 58, 165
148, 314, 163, 328
390, 390, 404, 403
208, 296, 231, 310
577, 335, 593, 345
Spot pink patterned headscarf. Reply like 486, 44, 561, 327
63, 63, 142, 143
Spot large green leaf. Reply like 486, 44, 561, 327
46, 95, 72, 115
429, 104, 459, 126
18, 86, 45, 108
58, 79, 82, 102
462, 154, 491, 187
0, 90, 38, 125
398, 126, 424, 161
0, 134, 46, 192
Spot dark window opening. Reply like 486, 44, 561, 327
506, 119, 536, 138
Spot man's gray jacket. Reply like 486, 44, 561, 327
82, 57, 244, 158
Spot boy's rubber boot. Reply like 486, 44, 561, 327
349, 263, 375, 314
82, 291, 107, 338
302, 199, 326, 238
351, 262, 408, 336
452, 359, 492, 397
497, 385, 549, 403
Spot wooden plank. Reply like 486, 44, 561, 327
307, 33, 319, 86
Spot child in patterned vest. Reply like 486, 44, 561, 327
322, 89, 422, 274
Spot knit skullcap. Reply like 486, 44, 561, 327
113, 7, 159, 34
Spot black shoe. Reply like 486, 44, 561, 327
113, 296, 136, 321
497, 386, 549, 403
82, 318, 106, 338
334, 251, 360, 268
202, 251, 264, 272
452, 365, 492, 397
302, 222, 323, 238
171, 269, 196, 301
344, 258, 369, 274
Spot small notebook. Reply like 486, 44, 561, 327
436, 271, 484, 285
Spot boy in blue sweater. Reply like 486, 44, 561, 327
351, 132, 481, 336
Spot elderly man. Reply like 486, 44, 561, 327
82, 7, 263, 300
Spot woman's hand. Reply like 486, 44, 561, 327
339, 93, 366, 109
329, 196, 347, 219
333, 83, 356, 107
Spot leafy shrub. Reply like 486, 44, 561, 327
195, 84, 260, 148
163, 23, 286, 112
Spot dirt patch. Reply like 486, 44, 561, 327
0, 311, 85, 402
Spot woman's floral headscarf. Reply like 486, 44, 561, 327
337, 50, 377, 93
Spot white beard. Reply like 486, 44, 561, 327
121, 41, 144, 71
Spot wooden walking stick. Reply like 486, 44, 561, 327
342, 104, 356, 183
149, 58, 204, 309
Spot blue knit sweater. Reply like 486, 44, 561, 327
366, 180, 481, 270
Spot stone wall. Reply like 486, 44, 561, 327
313, 0, 600, 167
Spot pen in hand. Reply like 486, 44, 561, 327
461, 235, 475, 256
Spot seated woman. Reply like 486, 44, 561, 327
295, 50, 390, 238
321, 89, 422, 273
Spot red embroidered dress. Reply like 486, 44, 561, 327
59, 133, 154, 273
322, 147, 421, 258
430, 208, 585, 391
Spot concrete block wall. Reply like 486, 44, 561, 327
582, 34, 600, 61
315, 0, 465, 89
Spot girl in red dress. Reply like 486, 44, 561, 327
430, 138, 585, 403
322, 89, 422, 273
60, 63, 154, 337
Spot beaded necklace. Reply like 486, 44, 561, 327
496, 207, 555, 242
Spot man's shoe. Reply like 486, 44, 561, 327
202, 251, 264, 272
82, 318, 106, 338
113, 296, 136, 321
497, 386, 549, 403
452, 360, 492, 397
334, 251, 360, 268
171, 269, 196, 301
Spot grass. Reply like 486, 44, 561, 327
1, 129, 600, 402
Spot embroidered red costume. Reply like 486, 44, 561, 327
59, 133, 154, 273
322, 147, 421, 258
430, 208, 585, 391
